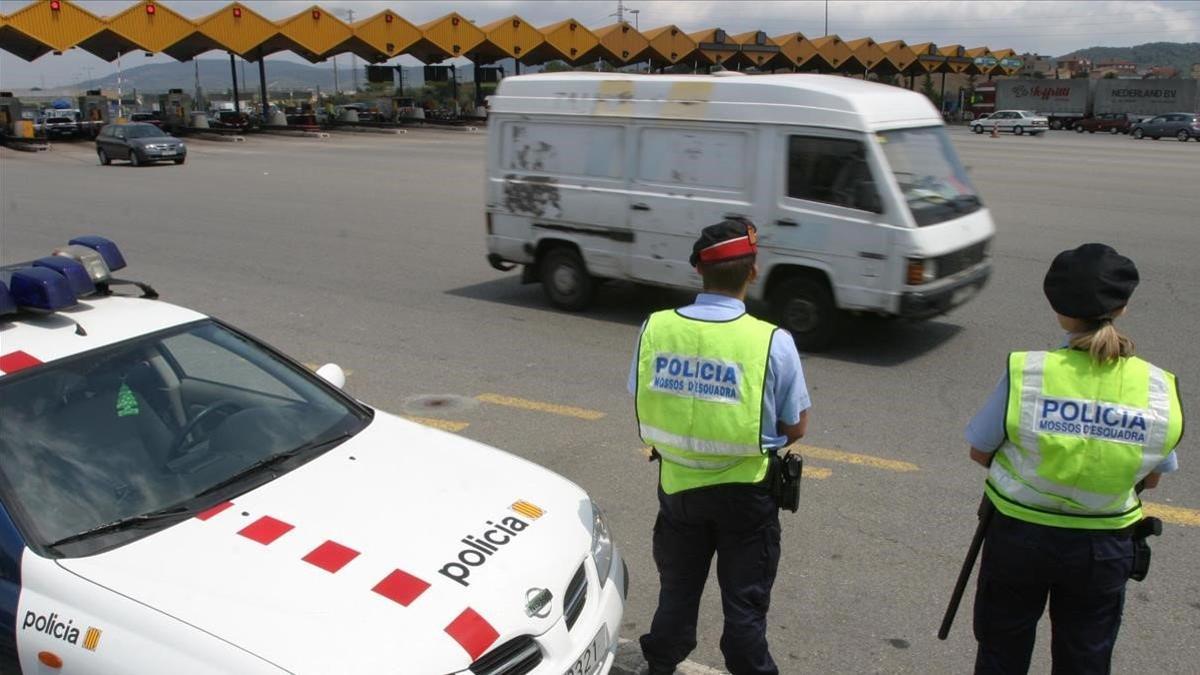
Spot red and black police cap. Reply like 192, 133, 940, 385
690, 218, 758, 267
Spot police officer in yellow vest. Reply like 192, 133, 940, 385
966, 243, 1184, 674
628, 219, 811, 675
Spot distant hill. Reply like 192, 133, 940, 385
1059, 42, 1200, 74
72, 58, 412, 94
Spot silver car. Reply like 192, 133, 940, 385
971, 110, 1049, 136
95, 122, 187, 167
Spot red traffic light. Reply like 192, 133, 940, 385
49, 0, 62, 10
145, 3, 156, 15
232, 6, 242, 18
311, 9, 321, 20
384, 13, 393, 23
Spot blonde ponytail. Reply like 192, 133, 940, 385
1068, 319, 1135, 363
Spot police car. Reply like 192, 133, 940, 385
0, 237, 626, 674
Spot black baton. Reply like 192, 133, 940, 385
937, 495, 995, 640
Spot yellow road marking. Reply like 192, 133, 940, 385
477, 393, 606, 420
792, 445, 920, 472
404, 416, 470, 433
1143, 502, 1200, 527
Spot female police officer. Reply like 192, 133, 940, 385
965, 243, 1184, 674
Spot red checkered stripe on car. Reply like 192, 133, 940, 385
0, 350, 43, 376
196, 501, 499, 660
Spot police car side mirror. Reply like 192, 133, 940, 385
315, 363, 346, 389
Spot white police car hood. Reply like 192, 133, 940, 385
57, 412, 595, 673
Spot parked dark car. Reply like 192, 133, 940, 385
95, 122, 187, 166
129, 112, 164, 128
1074, 112, 1135, 135
1130, 112, 1199, 141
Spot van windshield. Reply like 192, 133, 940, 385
878, 126, 981, 227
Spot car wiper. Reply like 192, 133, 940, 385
46, 504, 195, 550
190, 431, 355, 502
950, 194, 983, 212
906, 193, 951, 205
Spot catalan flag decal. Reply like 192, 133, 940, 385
510, 500, 545, 520
83, 627, 102, 651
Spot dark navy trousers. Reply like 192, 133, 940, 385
973, 511, 1135, 675
640, 481, 781, 675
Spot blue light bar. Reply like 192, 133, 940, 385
33, 256, 96, 297
69, 235, 126, 272
9, 267, 77, 311
0, 282, 16, 317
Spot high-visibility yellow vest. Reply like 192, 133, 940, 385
986, 349, 1183, 529
636, 310, 778, 494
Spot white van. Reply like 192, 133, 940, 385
484, 73, 994, 349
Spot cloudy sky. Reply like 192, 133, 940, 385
2, 0, 1198, 87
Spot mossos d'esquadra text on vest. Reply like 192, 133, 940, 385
649, 353, 744, 404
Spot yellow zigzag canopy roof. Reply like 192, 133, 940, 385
0, 0, 1016, 77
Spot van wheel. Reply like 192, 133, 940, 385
540, 247, 595, 311
770, 277, 837, 352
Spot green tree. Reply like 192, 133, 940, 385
920, 73, 942, 107
542, 60, 573, 73
1103, 71, 1118, 79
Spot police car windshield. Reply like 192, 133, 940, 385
878, 126, 981, 227
0, 319, 370, 557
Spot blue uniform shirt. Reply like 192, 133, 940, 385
628, 293, 811, 449
965, 353, 1179, 474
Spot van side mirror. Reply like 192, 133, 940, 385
315, 363, 346, 389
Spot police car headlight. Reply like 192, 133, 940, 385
590, 500, 614, 588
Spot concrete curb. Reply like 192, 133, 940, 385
191, 133, 244, 143
610, 639, 726, 675
259, 129, 328, 140
331, 126, 407, 135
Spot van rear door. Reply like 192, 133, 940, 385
764, 129, 896, 311
629, 124, 756, 289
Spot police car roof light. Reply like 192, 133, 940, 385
52, 245, 111, 284
9, 267, 78, 311
33, 256, 96, 297
69, 235, 126, 272
0, 282, 17, 317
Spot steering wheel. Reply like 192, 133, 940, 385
168, 400, 242, 461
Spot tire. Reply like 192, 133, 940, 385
972, 125, 983, 134
539, 247, 595, 311
1177, 130, 1190, 142
1075, 126, 1085, 133
770, 277, 838, 352
1133, 128, 1144, 139
174, 157, 186, 165
1014, 125, 1024, 136
1110, 127, 1120, 134
97, 149, 110, 165
130, 151, 142, 167
1050, 120, 1062, 130
1088, 130, 1096, 134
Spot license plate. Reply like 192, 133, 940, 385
951, 284, 977, 306
567, 627, 609, 675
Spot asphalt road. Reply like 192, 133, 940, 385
3, 126, 1198, 674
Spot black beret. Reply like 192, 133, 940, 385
1043, 243, 1139, 319
690, 218, 758, 267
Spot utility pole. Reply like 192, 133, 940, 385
334, 8, 359, 92
333, 56, 339, 94
193, 59, 201, 110
824, 0, 829, 36
630, 9, 640, 30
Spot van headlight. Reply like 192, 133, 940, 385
906, 258, 937, 285
590, 500, 614, 587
